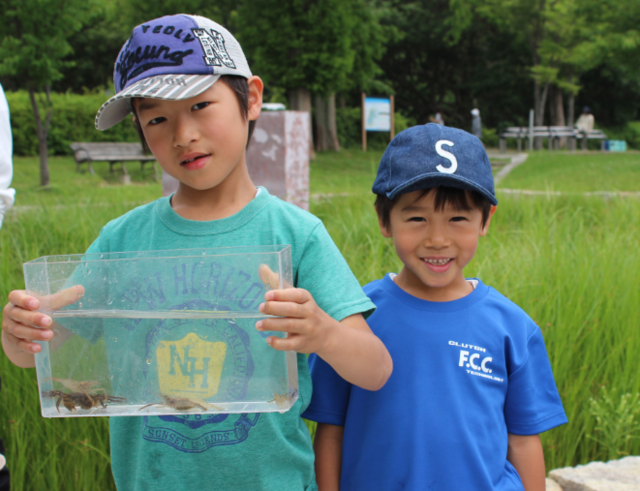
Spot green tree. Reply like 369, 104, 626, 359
112, 0, 237, 32
237, 0, 389, 152
0, 0, 94, 186
378, 0, 532, 130
237, 0, 353, 152
449, 0, 557, 129
55, 0, 128, 93
451, 0, 639, 132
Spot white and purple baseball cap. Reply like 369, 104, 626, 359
95, 14, 252, 131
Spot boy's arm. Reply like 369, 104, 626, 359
507, 434, 546, 491
257, 288, 392, 391
314, 423, 344, 491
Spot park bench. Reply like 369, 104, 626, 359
576, 129, 607, 151
549, 126, 579, 150
500, 125, 608, 152
69, 142, 159, 183
499, 127, 527, 152
500, 126, 599, 151
500, 126, 554, 151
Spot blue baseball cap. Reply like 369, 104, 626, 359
96, 14, 252, 131
372, 123, 498, 205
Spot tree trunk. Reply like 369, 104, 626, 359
327, 94, 340, 151
314, 93, 328, 151
534, 82, 549, 125
568, 92, 575, 129
567, 69, 575, 129
313, 93, 340, 152
552, 86, 566, 148
29, 87, 52, 187
533, 80, 550, 149
288, 87, 315, 160
548, 85, 557, 128
553, 88, 565, 127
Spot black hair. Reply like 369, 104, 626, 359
375, 186, 493, 230
131, 75, 257, 154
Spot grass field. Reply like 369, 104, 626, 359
1, 151, 640, 488
499, 151, 640, 192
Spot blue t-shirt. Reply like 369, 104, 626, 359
303, 274, 567, 491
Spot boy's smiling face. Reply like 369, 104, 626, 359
380, 189, 496, 302
134, 76, 262, 193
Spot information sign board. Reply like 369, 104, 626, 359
364, 98, 391, 132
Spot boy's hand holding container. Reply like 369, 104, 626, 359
2, 286, 83, 365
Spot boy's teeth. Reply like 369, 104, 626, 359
425, 258, 450, 265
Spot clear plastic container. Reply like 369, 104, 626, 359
23, 246, 298, 418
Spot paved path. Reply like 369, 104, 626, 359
498, 189, 640, 198
492, 153, 529, 186
7, 201, 148, 214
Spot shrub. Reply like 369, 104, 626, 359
481, 127, 499, 148
622, 122, 640, 150
5, 90, 139, 157
591, 122, 640, 151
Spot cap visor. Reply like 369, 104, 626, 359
95, 74, 221, 131
388, 173, 498, 205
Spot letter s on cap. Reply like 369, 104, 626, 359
435, 140, 458, 174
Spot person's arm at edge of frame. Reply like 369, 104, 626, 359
256, 288, 392, 391
0, 83, 16, 231
507, 433, 546, 491
314, 423, 344, 491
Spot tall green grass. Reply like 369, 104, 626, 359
0, 202, 138, 490
1, 154, 640, 487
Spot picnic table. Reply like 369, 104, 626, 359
70, 142, 160, 183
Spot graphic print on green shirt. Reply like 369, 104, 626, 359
80, 188, 375, 491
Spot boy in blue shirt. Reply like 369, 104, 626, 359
1, 14, 392, 490
304, 124, 567, 491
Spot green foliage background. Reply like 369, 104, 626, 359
5, 91, 138, 156
2, 0, 640, 156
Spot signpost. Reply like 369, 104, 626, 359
362, 93, 395, 151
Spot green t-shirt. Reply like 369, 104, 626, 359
82, 188, 375, 491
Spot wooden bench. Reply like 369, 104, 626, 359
70, 142, 159, 183
575, 129, 608, 151
499, 127, 527, 152
549, 126, 579, 150
501, 126, 588, 151
500, 127, 554, 151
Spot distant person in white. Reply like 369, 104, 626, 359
575, 106, 595, 150
430, 106, 445, 126
0, 83, 15, 230
471, 108, 482, 139
575, 106, 595, 133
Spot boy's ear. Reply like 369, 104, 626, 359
376, 206, 393, 238
247, 76, 263, 121
479, 205, 497, 236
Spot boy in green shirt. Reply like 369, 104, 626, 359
1, 14, 392, 490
